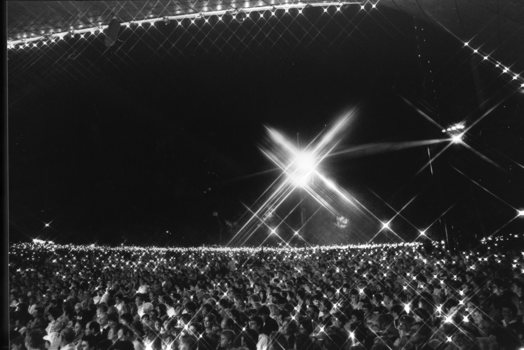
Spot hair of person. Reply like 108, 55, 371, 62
61, 328, 76, 344
88, 321, 101, 333
179, 335, 197, 350
249, 316, 264, 329
25, 329, 45, 349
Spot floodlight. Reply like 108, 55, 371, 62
289, 151, 316, 187
451, 133, 464, 144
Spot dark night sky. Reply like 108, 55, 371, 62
8, 5, 524, 246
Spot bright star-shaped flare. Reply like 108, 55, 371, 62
518, 209, 524, 217
451, 133, 464, 144
381, 221, 390, 230
227, 111, 358, 246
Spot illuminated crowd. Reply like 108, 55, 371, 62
8, 240, 524, 350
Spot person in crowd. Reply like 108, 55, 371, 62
248, 317, 269, 350
60, 328, 77, 350
217, 330, 236, 350
25, 329, 45, 350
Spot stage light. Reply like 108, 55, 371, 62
451, 133, 464, 144
419, 230, 426, 236
381, 221, 390, 230
44, 222, 51, 228
294, 231, 300, 236
270, 228, 277, 235
446, 336, 453, 343
289, 150, 316, 188
483, 56, 488, 60
517, 209, 524, 217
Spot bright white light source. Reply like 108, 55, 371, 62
517, 209, 524, 217
419, 230, 426, 236
270, 228, 277, 235
404, 303, 411, 314
294, 231, 300, 236
451, 133, 464, 144
289, 151, 316, 187
44, 222, 51, 228
381, 221, 390, 230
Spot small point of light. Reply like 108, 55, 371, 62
44, 222, 51, 228
446, 336, 453, 343
483, 56, 488, 60
294, 231, 299, 236
473, 49, 478, 53
464, 41, 469, 47
360, 5, 365, 10
270, 228, 277, 235
323, 7, 328, 12
381, 221, 390, 230
372, 3, 376, 8
517, 209, 524, 217
419, 230, 426, 236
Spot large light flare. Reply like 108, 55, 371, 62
227, 110, 358, 246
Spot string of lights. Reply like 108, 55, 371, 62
7, 0, 523, 90
6, 1, 378, 50
461, 40, 523, 89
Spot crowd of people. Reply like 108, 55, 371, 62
8, 239, 524, 350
